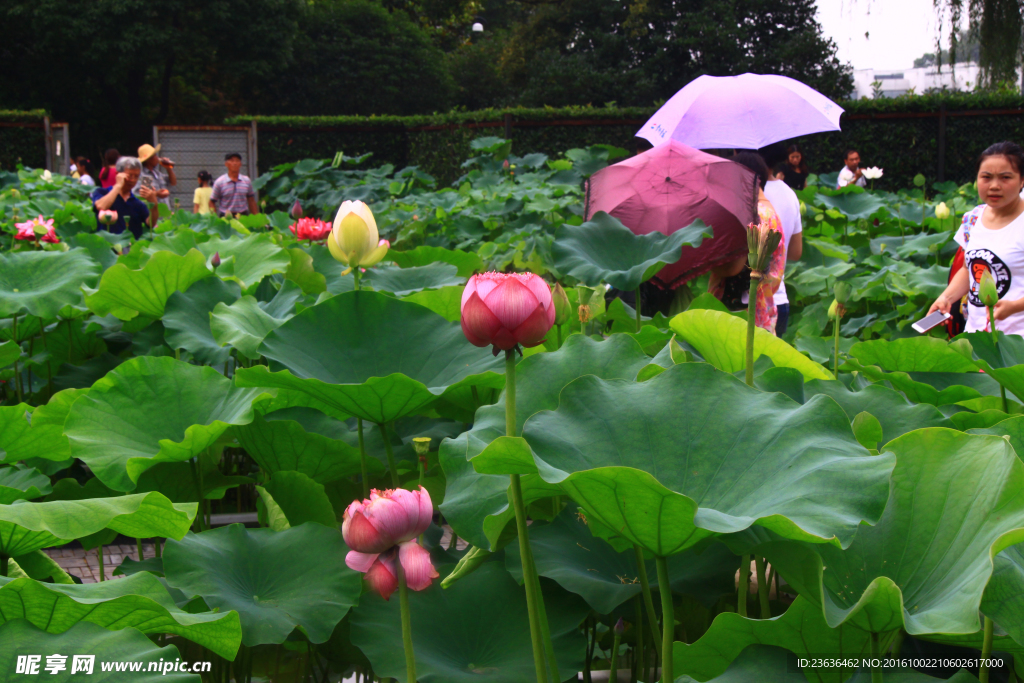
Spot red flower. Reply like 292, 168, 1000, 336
289, 217, 332, 241
460, 272, 556, 352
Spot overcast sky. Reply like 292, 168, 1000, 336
816, 0, 968, 72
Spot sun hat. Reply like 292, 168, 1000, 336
137, 144, 161, 162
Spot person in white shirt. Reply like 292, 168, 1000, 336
837, 150, 867, 189
930, 141, 1024, 336
763, 178, 803, 335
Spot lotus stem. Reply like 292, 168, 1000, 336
12, 314, 22, 403
738, 554, 751, 617
633, 597, 644, 683
834, 316, 841, 377
98, 546, 105, 581
655, 556, 674, 683
745, 277, 759, 387
988, 306, 1009, 414
754, 557, 771, 619
980, 616, 994, 683
154, 539, 161, 558
0, 554, 7, 578
353, 268, 362, 292
136, 538, 144, 563
357, 419, 370, 497
531, 559, 561, 682
378, 423, 400, 488
632, 544, 663, 659
635, 286, 642, 333
505, 348, 549, 683
870, 631, 882, 683
396, 559, 418, 683
610, 628, 622, 683
39, 324, 53, 401
556, 325, 562, 348
188, 458, 205, 532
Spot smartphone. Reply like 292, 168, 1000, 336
140, 175, 154, 190
912, 310, 951, 334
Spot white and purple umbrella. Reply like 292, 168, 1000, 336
637, 73, 844, 150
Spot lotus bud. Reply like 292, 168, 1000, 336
799, 200, 806, 216
833, 281, 852, 305
328, 200, 388, 274
211, 252, 221, 267
828, 299, 846, 320
441, 545, 493, 589
460, 272, 556, 353
290, 199, 304, 220
614, 618, 625, 636
979, 268, 999, 308
552, 283, 571, 326
10, 188, 19, 197
934, 202, 950, 220
41, 170, 52, 182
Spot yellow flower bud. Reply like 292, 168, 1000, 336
934, 202, 950, 220
328, 200, 389, 273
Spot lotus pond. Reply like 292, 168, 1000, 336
0, 141, 1019, 683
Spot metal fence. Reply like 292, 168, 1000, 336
151, 124, 258, 211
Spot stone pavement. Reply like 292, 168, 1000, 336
45, 543, 156, 583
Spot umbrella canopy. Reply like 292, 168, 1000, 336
636, 73, 844, 150
585, 140, 758, 289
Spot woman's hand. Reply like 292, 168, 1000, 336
994, 298, 1024, 320
929, 294, 953, 315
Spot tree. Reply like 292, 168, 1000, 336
935, 0, 1022, 88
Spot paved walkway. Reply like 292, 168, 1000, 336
45, 543, 156, 583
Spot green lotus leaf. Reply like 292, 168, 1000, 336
672, 596, 870, 683
948, 409, 1013, 430
955, 331, 1024, 403
283, 247, 327, 295
84, 248, 212, 321
198, 233, 291, 290
981, 544, 1024, 649
439, 334, 653, 551
764, 429, 1024, 636
402, 285, 464, 322
162, 277, 240, 365
233, 412, 377, 484
795, 336, 856, 366
65, 357, 270, 491
42, 318, 108, 368
476, 363, 893, 556
969, 416, 1024, 461
162, 523, 362, 646
0, 620, 201, 682
210, 292, 296, 360
552, 211, 712, 291
0, 491, 196, 556
255, 486, 291, 531
349, 562, 588, 683
848, 337, 978, 374
0, 249, 101, 319
0, 340, 19, 368
0, 572, 241, 659
10, 549, 75, 584
843, 359, 997, 406
803, 380, 953, 445
671, 309, 833, 381
309, 244, 356, 294
504, 508, 737, 613
0, 464, 52, 504
389, 246, 484, 278
258, 471, 337, 528
817, 190, 887, 220
235, 291, 504, 424
134, 459, 251, 504
364, 263, 466, 296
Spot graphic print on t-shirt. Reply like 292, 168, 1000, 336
966, 248, 1012, 306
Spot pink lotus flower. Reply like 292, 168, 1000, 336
14, 215, 59, 243
460, 272, 556, 352
289, 217, 332, 241
343, 487, 439, 600
97, 209, 118, 225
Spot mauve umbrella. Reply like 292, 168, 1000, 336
636, 73, 844, 150
585, 140, 758, 289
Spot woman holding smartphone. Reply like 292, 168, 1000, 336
929, 141, 1024, 335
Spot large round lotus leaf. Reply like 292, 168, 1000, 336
0, 464, 51, 504
235, 291, 504, 424
198, 233, 291, 290
162, 277, 240, 365
84, 249, 212, 321
848, 337, 979, 373
0, 249, 101, 319
401, 286, 464, 322
670, 309, 833, 381
803, 380, 953, 446
65, 356, 270, 492
210, 294, 294, 360
817, 190, 887, 220
363, 263, 465, 296
0, 572, 241, 659
474, 363, 893, 556
162, 523, 361, 646
981, 544, 1024, 650
955, 331, 1024, 403
672, 597, 870, 683
350, 562, 588, 683
439, 334, 653, 551
504, 508, 737, 613
389, 246, 484, 278
552, 212, 712, 291
0, 492, 195, 556
970, 416, 1024, 461
233, 412, 377, 484
764, 429, 1024, 636
258, 471, 337, 528
0, 620, 200, 682
0, 341, 19, 368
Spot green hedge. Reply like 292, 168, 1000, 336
231, 95, 1024, 186
0, 110, 47, 171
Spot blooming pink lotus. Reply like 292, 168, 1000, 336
289, 217, 332, 242
14, 215, 59, 244
97, 209, 118, 225
460, 272, 556, 352
343, 487, 439, 600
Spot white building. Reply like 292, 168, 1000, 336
851, 62, 1010, 99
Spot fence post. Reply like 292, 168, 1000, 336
504, 113, 512, 141
250, 120, 259, 177
43, 116, 52, 171
937, 101, 947, 183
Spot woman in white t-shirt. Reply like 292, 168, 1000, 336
930, 141, 1024, 335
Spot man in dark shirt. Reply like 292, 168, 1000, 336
91, 156, 151, 239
